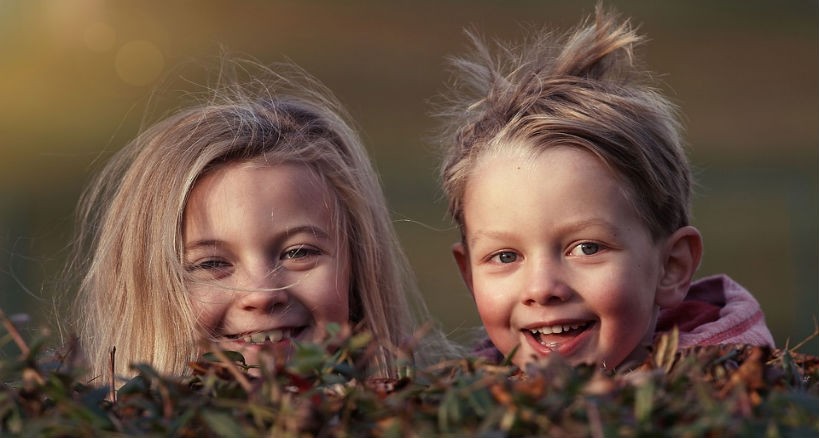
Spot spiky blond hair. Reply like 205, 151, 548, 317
439, 6, 690, 240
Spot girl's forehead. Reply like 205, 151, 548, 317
185, 161, 347, 240
188, 160, 343, 222
205, 158, 324, 188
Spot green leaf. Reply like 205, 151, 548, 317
202, 409, 247, 436
201, 350, 247, 367
634, 379, 655, 424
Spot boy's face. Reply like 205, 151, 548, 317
453, 146, 670, 370
183, 161, 350, 368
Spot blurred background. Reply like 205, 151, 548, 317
1, 0, 817, 355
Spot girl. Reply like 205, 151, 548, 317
68, 61, 449, 381
437, 8, 774, 370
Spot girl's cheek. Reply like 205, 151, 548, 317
188, 292, 225, 332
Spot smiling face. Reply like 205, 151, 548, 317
454, 145, 672, 370
183, 161, 350, 367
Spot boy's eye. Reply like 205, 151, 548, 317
491, 251, 518, 264
569, 242, 601, 256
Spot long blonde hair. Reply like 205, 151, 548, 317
69, 61, 447, 381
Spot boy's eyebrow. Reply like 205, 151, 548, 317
468, 230, 511, 247
554, 218, 621, 235
468, 219, 620, 247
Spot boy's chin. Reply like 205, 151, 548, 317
512, 346, 650, 372
613, 344, 652, 371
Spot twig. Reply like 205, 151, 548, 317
0, 308, 29, 356
110, 346, 117, 403
586, 399, 605, 438
788, 315, 819, 353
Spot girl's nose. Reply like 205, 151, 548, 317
234, 265, 289, 313
522, 258, 572, 305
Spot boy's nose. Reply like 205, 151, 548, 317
522, 259, 572, 305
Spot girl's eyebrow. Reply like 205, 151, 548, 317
184, 225, 332, 251
184, 239, 222, 252
282, 224, 331, 240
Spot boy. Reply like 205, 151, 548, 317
437, 8, 774, 370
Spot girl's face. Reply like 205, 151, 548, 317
183, 161, 350, 367
453, 146, 670, 370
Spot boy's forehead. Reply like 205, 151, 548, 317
481, 138, 541, 162
462, 145, 653, 241
473, 143, 600, 178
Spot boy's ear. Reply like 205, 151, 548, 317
451, 242, 474, 296
655, 226, 703, 309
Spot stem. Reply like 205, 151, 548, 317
0, 308, 29, 356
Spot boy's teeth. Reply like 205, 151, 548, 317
530, 323, 584, 335
242, 329, 288, 344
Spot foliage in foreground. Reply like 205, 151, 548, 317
1, 312, 818, 437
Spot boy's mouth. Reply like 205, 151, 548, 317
225, 327, 306, 345
526, 321, 593, 349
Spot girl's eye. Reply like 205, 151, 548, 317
569, 242, 601, 256
491, 251, 519, 264
189, 259, 231, 271
282, 245, 320, 260
185, 259, 233, 280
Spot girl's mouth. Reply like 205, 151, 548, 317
225, 327, 306, 345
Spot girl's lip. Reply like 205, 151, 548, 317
522, 320, 596, 358
223, 326, 307, 345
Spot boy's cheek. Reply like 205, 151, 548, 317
472, 287, 510, 324
474, 300, 516, 358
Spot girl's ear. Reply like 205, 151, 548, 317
451, 242, 474, 296
655, 225, 703, 309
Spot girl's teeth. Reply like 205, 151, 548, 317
242, 329, 287, 344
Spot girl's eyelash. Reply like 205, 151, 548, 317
186, 259, 230, 271
282, 245, 321, 260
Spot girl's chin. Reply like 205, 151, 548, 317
214, 336, 300, 369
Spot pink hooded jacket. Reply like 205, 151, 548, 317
655, 274, 775, 348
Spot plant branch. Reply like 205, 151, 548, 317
0, 307, 29, 356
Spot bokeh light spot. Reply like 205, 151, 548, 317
84, 22, 116, 52
115, 40, 164, 86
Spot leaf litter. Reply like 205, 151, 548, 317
1, 309, 818, 437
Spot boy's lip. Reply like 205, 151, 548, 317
521, 319, 596, 357
523, 318, 594, 334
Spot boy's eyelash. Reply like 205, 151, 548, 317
487, 250, 519, 264
568, 241, 605, 256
